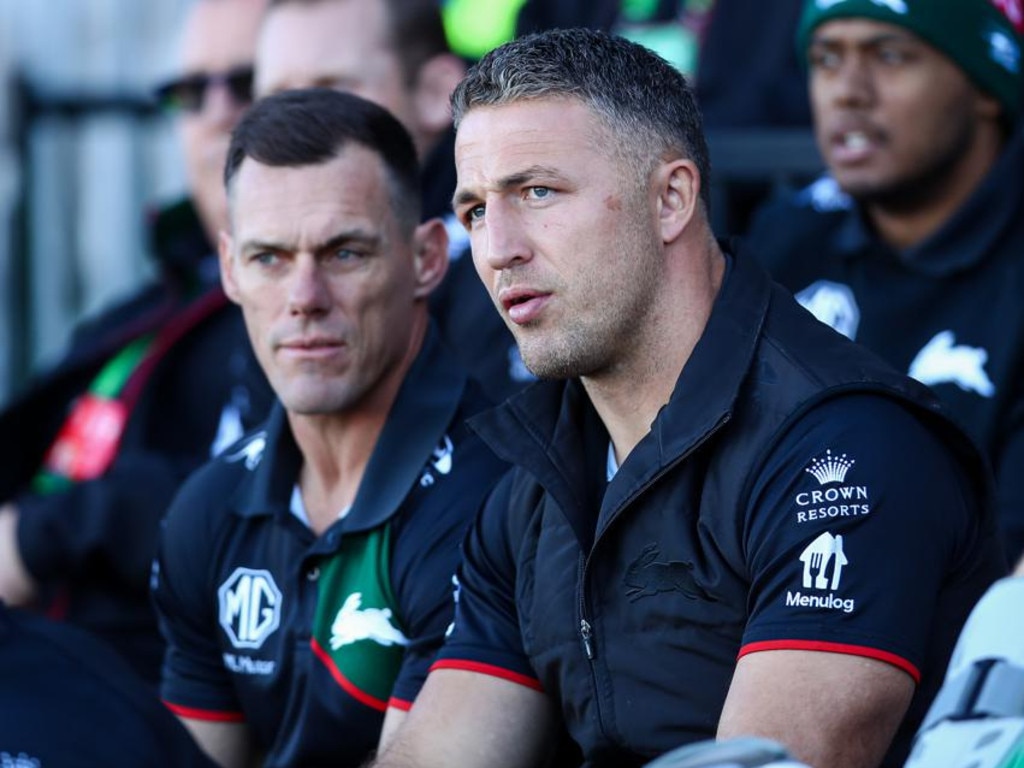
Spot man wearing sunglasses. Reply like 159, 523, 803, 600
254, 0, 534, 402
0, 0, 273, 686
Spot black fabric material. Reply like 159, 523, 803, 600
443, 246, 1003, 767
0, 602, 215, 767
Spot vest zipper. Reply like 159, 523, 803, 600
593, 413, 732, 547
578, 553, 595, 659
580, 619, 595, 659
576, 412, 733, 664
573, 412, 732, 747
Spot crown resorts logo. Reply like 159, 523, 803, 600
795, 449, 870, 524
805, 449, 855, 485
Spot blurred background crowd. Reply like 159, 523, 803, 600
0, 0, 821, 407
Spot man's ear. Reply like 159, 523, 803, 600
656, 158, 701, 245
218, 230, 241, 305
411, 218, 450, 299
412, 53, 467, 138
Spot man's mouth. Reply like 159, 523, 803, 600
499, 288, 551, 325
828, 127, 881, 165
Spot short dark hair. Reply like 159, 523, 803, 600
267, 0, 450, 87
224, 87, 422, 230
451, 28, 712, 210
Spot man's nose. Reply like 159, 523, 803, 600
477, 198, 532, 271
287, 258, 332, 316
831, 57, 874, 107
199, 79, 249, 130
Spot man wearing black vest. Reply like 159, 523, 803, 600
372, 29, 1004, 768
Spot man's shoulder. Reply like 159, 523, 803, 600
165, 428, 270, 530
746, 177, 855, 273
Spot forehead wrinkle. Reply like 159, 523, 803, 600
238, 226, 381, 253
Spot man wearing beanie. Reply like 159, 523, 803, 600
749, 0, 1024, 566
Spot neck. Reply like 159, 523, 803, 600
585, 233, 725, 466
287, 309, 429, 534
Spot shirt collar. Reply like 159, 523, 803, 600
472, 241, 769, 497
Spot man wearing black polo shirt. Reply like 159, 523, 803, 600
371, 29, 1004, 768
151, 89, 507, 767
748, 0, 1024, 565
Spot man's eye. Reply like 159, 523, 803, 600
252, 251, 278, 266
877, 47, 908, 65
527, 186, 551, 199
467, 204, 486, 222
808, 49, 840, 71
332, 248, 364, 262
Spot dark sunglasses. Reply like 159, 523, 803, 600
155, 65, 255, 113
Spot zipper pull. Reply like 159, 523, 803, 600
580, 619, 595, 660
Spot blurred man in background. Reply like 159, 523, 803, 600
0, 0, 273, 685
0, 599, 216, 766
255, 0, 533, 401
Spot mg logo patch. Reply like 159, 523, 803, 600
218, 567, 282, 649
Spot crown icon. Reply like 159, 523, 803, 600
805, 449, 855, 485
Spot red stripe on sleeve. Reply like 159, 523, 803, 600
429, 659, 544, 692
388, 696, 413, 712
163, 701, 246, 723
738, 639, 921, 683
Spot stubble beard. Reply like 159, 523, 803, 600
514, 204, 663, 382
843, 114, 977, 215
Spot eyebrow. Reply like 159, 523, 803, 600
452, 164, 564, 209
239, 229, 380, 256
810, 31, 917, 48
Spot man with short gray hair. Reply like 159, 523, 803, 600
373, 28, 1003, 768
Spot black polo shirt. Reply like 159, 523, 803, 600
153, 331, 508, 767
